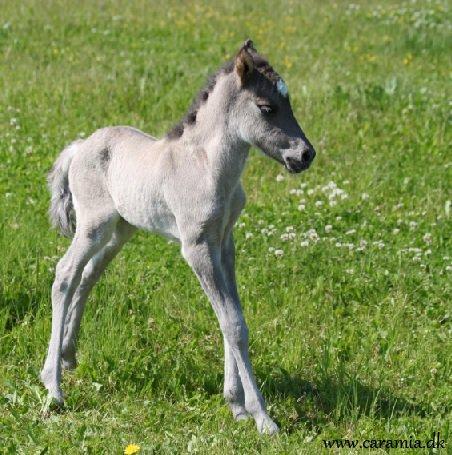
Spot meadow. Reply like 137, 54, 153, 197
0, 0, 450, 453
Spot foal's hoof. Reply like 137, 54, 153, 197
43, 387, 64, 407
256, 415, 279, 435
230, 404, 250, 421
62, 357, 77, 371
40, 371, 64, 405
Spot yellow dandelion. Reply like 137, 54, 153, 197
283, 56, 293, 70
124, 443, 140, 455
403, 54, 413, 66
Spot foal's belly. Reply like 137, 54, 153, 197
119, 195, 180, 240
110, 180, 181, 241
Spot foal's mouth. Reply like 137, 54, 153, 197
284, 156, 314, 173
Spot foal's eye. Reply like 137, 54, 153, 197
258, 104, 275, 115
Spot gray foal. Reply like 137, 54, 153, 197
41, 40, 315, 434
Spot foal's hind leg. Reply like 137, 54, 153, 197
61, 219, 135, 370
41, 213, 119, 402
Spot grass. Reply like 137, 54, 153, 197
0, 0, 450, 453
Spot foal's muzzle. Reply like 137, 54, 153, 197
283, 146, 316, 173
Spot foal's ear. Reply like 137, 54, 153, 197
235, 42, 254, 86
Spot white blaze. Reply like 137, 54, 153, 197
277, 79, 288, 97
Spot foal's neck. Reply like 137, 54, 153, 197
179, 76, 249, 189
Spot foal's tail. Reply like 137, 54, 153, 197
47, 140, 83, 237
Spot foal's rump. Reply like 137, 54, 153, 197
48, 126, 158, 237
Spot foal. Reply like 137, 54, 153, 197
41, 40, 315, 434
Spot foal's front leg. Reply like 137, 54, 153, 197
182, 237, 278, 434
221, 233, 248, 420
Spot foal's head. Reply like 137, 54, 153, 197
231, 40, 315, 173
168, 40, 315, 173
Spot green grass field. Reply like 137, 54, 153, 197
0, 0, 451, 453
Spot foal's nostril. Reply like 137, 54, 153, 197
301, 150, 311, 163
302, 147, 316, 163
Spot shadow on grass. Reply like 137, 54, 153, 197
259, 368, 431, 432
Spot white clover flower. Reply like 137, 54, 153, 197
268, 247, 275, 253
373, 241, 385, 249
276, 174, 285, 182
446, 265, 452, 272
274, 249, 284, 257
409, 221, 418, 230
298, 204, 306, 211
329, 200, 337, 207
286, 226, 294, 232
424, 249, 432, 256
300, 183, 308, 189
346, 229, 356, 235
423, 233, 432, 245
315, 200, 324, 207
281, 232, 296, 241
305, 228, 319, 243
335, 242, 342, 247
346, 268, 354, 274
307, 189, 315, 196
238, 222, 246, 228
245, 232, 253, 240
324, 225, 333, 233
300, 240, 309, 247
361, 193, 369, 201
336, 216, 342, 222
392, 228, 400, 235
357, 240, 367, 251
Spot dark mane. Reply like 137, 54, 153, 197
166, 45, 281, 140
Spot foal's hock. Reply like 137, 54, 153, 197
41, 39, 315, 434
